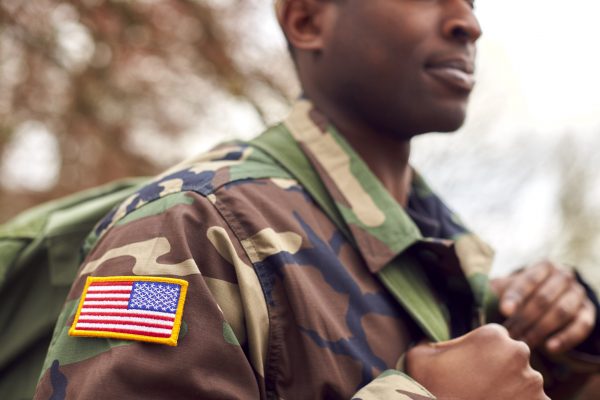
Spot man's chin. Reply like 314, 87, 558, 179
406, 117, 467, 137
429, 109, 468, 133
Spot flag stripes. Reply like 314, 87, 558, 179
70, 276, 188, 346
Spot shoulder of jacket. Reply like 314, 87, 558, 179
92, 141, 292, 239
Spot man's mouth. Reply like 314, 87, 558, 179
424, 58, 476, 93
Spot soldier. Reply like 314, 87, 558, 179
34, 0, 600, 399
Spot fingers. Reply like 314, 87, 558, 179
498, 261, 597, 353
545, 299, 596, 353
519, 283, 585, 347
490, 276, 511, 297
505, 268, 575, 338
500, 262, 552, 317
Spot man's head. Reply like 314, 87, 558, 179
277, 0, 481, 139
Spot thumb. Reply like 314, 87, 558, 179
490, 277, 520, 316
429, 323, 510, 351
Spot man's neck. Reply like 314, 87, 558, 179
308, 96, 413, 207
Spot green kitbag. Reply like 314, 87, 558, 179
0, 178, 146, 400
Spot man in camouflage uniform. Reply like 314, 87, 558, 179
35, 0, 600, 399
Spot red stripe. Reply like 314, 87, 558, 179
76, 327, 171, 338
81, 304, 128, 309
77, 319, 174, 329
84, 297, 130, 302
79, 312, 175, 321
87, 290, 131, 295
89, 281, 133, 287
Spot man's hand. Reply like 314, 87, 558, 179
491, 260, 596, 354
406, 324, 549, 400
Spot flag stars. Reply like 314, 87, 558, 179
128, 281, 182, 313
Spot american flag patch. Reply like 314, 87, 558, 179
69, 276, 188, 346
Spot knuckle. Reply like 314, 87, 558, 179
537, 260, 553, 274
505, 286, 525, 300
555, 303, 572, 321
524, 273, 540, 286
585, 298, 596, 310
512, 339, 531, 361
533, 293, 552, 310
559, 268, 575, 282
529, 370, 544, 388
525, 370, 545, 395
573, 284, 585, 298
581, 313, 595, 330
477, 324, 509, 342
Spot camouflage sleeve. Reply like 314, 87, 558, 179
34, 192, 266, 399
351, 370, 436, 400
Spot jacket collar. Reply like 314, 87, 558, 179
282, 99, 494, 282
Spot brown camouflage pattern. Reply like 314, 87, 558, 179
34, 100, 599, 399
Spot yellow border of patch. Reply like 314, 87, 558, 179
69, 276, 189, 346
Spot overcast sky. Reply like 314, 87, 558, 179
475, 0, 600, 133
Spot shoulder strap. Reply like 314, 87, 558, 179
0, 178, 146, 399
250, 126, 450, 342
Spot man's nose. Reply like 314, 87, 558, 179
442, 1, 482, 43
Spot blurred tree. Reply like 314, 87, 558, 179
552, 136, 600, 288
0, 0, 297, 223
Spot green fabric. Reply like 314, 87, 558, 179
0, 178, 146, 400
222, 322, 241, 346
378, 257, 450, 342
250, 129, 451, 342
251, 125, 352, 242
40, 300, 131, 375
115, 192, 195, 228
326, 125, 424, 256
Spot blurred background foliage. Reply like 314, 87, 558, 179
0, 0, 297, 222
1, 0, 599, 286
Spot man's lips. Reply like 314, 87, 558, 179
424, 58, 476, 92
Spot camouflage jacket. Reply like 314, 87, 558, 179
33, 100, 596, 399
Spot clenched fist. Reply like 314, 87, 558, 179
406, 324, 549, 400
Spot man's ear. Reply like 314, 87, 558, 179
279, 0, 335, 52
